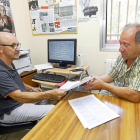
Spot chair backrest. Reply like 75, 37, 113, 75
0, 121, 37, 135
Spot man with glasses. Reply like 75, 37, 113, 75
0, 32, 67, 123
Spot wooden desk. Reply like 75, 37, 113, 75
44, 65, 89, 75
20, 69, 38, 87
22, 91, 140, 140
32, 65, 90, 87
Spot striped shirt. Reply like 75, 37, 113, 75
109, 54, 140, 91
100, 54, 140, 96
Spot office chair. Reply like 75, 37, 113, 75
0, 120, 37, 140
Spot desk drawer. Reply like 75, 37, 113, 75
20, 70, 38, 87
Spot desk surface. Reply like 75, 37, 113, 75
32, 65, 90, 86
44, 65, 90, 75
22, 91, 140, 140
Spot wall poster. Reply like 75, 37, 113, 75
0, 0, 15, 33
28, 0, 77, 35
78, 0, 99, 22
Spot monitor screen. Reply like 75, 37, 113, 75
48, 39, 77, 68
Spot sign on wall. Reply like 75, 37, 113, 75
78, 0, 99, 22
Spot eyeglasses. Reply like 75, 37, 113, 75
0, 9, 5, 12
0, 43, 21, 50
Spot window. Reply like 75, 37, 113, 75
100, 0, 140, 51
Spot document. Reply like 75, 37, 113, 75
68, 95, 119, 129
60, 76, 94, 91
34, 63, 53, 70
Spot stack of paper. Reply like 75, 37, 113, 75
60, 76, 94, 91
34, 63, 53, 71
68, 95, 119, 129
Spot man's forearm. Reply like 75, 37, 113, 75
9, 90, 53, 103
23, 82, 32, 91
98, 74, 114, 83
103, 83, 140, 102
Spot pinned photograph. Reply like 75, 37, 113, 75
28, 0, 39, 11
0, 0, 15, 33
39, 11, 48, 21
41, 23, 47, 32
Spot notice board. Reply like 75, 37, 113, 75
28, 0, 77, 35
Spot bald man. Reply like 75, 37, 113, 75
82, 23, 140, 103
0, 32, 67, 123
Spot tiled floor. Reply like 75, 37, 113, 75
0, 130, 29, 140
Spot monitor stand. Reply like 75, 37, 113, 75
53, 63, 71, 69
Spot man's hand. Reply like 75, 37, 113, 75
52, 89, 67, 100
3, 28, 10, 32
81, 75, 94, 86
82, 77, 105, 91
32, 87, 42, 92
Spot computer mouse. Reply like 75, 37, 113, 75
71, 68, 84, 72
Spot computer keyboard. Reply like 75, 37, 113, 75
32, 73, 66, 83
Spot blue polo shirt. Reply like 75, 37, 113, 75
0, 59, 26, 119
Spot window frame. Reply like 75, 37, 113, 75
100, 0, 120, 52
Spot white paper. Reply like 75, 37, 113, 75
34, 63, 53, 70
40, 9, 54, 23
60, 0, 75, 6
38, 0, 46, 6
68, 95, 119, 129
30, 11, 39, 19
49, 3, 60, 21
38, 0, 52, 7
60, 76, 94, 91
59, 5, 77, 28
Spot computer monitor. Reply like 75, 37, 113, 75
48, 39, 77, 68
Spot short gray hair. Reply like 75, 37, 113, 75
135, 30, 140, 45
123, 23, 140, 45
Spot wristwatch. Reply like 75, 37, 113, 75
30, 87, 33, 92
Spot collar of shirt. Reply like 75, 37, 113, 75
0, 59, 16, 71
128, 54, 140, 72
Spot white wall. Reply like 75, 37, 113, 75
10, 0, 120, 76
